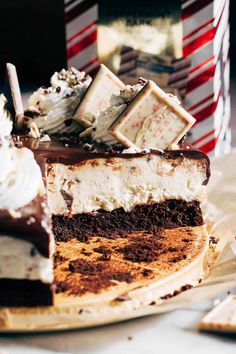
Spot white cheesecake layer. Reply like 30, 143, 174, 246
46, 153, 208, 215
0, 236, 54, 283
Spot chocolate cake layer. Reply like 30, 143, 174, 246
52, 200, 203, 242
54, 226, 209, 302
0, 280, 54, 307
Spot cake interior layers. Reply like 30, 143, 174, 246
35, 137, 210, 241
0, 233, 54, 307
8, 136, 210, 308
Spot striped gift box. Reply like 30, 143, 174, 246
63, 0, 230, 155
182, 0, 230, 155
64, 0, 99, 74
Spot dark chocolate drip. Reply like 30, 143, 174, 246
12, 134, 211, 185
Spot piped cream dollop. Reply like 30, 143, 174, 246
0, 94, 13, 137
0, 139, 43, 210
27, 68, 92, 134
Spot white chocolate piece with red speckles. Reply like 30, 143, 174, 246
109, 80, 196, 150
199, 296, 236, 333
74, 64, 126, 127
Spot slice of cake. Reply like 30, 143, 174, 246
3, 64, 211, 312
0, 138, 54, 307
11, 135, 210, 310
44, 140, 209, 242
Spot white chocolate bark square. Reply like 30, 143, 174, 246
199, 296, 236, 333
74, 64, 125, 127
109, 80, 196, 150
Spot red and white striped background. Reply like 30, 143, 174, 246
64, 0, 99, 74
63, 0, 230, 154
182, 0, 230, 155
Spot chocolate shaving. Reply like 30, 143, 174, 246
69, 259, 107, 275
60, 189, 73, 209
170, 254, 187, 263
118, 237, 165, 263
53, 251, 68, 267
115, 294, 131, 301
30, 247, 37, 257
160, 284, 193, 300
64, 119, 73, 127
209, 235, 219, 245
142, 269, 153, 277
94, 246, 112, 256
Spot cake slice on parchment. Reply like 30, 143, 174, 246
0, 64, 212, 315
16, 132, 210, 308
46, 139, 209, 242
43, 69, 211, 307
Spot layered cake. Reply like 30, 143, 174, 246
0, 64, 211, 309
46, 141, 209, 242
0, 138, 54, 306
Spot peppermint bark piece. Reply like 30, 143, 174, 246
74, 64, 125, 127
109, 80, 196, 150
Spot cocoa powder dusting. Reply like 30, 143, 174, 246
53, 251, 68, 267
118, 236, 166, 263
69, 259, 107, 275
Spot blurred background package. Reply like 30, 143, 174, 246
0, 0, 230, 156
98, 0, 230, 156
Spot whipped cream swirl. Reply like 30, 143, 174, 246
0, 139, 42, 210
81, 80, 145, 145
0, 94, 13, 137
27, 68, 92, 134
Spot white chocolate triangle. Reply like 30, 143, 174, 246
74, 64, 125, 127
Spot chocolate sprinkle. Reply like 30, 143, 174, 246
60, 189, 73, 209
69, 259, 107, 275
